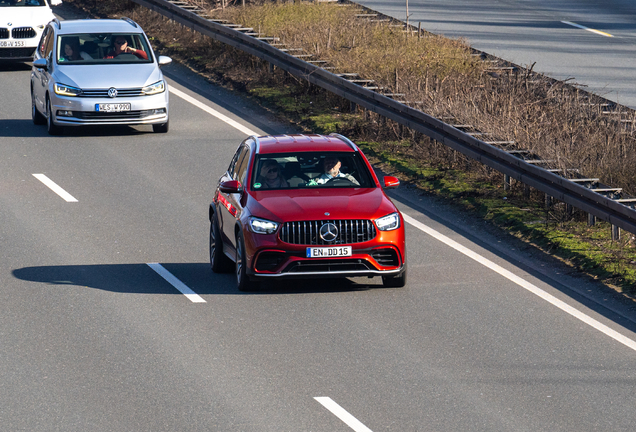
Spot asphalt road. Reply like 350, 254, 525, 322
2, 9, 636, 431
351, 0, 636, 109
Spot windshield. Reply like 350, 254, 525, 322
251, 152, 375, 190
0, 0, 46, 6
56, 33, 153, 64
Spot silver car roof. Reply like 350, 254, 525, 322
55, 19, 144, 35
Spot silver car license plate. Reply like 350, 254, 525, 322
306, 246, 352, 258
96, 103, 131, 112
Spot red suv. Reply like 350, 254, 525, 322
209, 134, 407, 291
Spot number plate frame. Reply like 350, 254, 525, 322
306, 246, 353, 258
96, 103, 131, 112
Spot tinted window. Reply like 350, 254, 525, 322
251, 152, 374, 190
56, 32, 153, 64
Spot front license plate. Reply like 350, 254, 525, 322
306, 246, 352, 258
0, 40, 26, 47
96, 103, 131, 112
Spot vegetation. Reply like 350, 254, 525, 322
64, 0, 636, 294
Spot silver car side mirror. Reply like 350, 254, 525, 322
33, 58, 48, 70
158, 56, 172, 67
50, 0, 63, 6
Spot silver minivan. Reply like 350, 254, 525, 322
31, 18, 171, 135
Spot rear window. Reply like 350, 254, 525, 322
56, 32, 153, 64
251, 152, 374, 190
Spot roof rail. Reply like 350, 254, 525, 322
329, 133, 359, 151
121, 17, 138, 28
53, 18, 61, 29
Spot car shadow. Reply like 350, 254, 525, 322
0, 119, 154, 138
12, 262, 381, 296
0, 62, 32, 72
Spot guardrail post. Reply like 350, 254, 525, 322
588, 213, 596, 226
566, 203, 573, 217
544, 194, 552, 209
503, 174, 510, 191
350, 101, 357, 113
269, 62, 274, 73
524, 184, 531, 198
612, 225, 621, 241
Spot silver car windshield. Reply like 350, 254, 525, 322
0, 0, 46, 6
56, 33, 153, 64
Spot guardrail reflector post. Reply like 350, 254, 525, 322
612, 225, 621, 241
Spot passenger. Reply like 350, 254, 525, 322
60, 38, 91, 62
314, 156, 359, 185
256, 160, 289, 189
104, 35, 148, 60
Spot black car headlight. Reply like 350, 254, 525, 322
375, 212, 400, 231
54, 83, 82, 97
248, 217, 279, 235
142, 80, 165, 95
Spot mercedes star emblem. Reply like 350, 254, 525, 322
108, 87, 118, 98
319, 223, 338, 242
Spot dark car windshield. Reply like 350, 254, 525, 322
56, 33, 153, 64
0, 0, 46, 6
251, 152, 374, 190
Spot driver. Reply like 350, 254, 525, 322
104, 35, 148, 60
314, 156, 359, 185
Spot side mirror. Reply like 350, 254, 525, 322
50, 0, 63, 5
33, 58, 48, 70
158, 56, 172, 67
383, 176, 400, 189
219, 180, 242, 194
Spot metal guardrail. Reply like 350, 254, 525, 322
131, 0, 636, 235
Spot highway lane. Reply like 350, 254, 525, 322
351, 0, 636, 109
2, 59, 636, 431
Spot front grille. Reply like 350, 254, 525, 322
73, 110, 154, 120
0, 28, 8, 39
80, 88, 144, 98
12, 27, 36, 39
0, 47, 35, 58
371, 248, 399, 267
280, 219, 376, 245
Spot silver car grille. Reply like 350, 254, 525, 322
0, 28, 9, 39
80, 88, 145, 98
280, 219, 377, 245
12, 27, 36, 39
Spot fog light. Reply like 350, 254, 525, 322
153, 108, 166, 115
57, 110, 73, 117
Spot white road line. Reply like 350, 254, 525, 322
32, 173, 78, 202
169, 86, 259, 136
561, 21, 614, 37
314, 397, 373, 432
402, 213, 636, 352
147, 263, 206, 303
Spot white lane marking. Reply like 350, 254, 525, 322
32, 173, 78, 202
561, 21, 614, 37
169, 86, 259, 136
314, 397, 373, 432
402, 213, 636, 352
147, 263, 206, 303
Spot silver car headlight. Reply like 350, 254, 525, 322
54, 83, 82, 97
248, 217, 279, 235
142, 80, 165, 95
375, 212, 400, 231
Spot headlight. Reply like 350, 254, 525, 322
248, 217, 279, 235
54, 83, 81, 97
375, 212, 400, 231
142, 80, 165, 95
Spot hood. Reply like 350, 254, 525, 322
249, 188, 397, 222
3, 7, 54, 27
55, 63, 162, 89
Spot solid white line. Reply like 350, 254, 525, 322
169, 86, 259, 136
147, 263, 206, 303
561, 21, 614, 37
314, 397, 373, 432
402, 213, 636, 352
32, 173, 78, 202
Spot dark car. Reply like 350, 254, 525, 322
209, 133, 407, 291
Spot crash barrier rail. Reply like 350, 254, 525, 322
130, 0, 636, 236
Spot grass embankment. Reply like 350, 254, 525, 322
65, 0, 636, 293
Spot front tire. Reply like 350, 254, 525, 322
382, 266, 407, 288
210, 215, 233, 273
32, 89, 45, 125
46, 97, 63, 136
236, 231, 258, 292
153, 120, 169, 133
